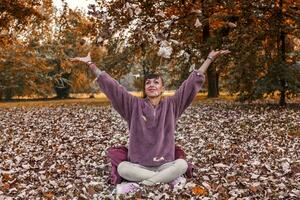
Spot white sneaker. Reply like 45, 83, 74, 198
116, 182, 139, 196
169, 176, 186, 189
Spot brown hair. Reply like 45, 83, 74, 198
144, 73, 164, 86
142, 73, 164, 98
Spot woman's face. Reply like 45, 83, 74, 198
144, 77, 165, 98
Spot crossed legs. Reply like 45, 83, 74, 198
117, 159, 188, 186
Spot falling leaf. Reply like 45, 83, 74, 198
157, 41, 173, 58
195, 18, 202, 28
190, 9, 201, 14
189, 64, 195, 72
227, 22, 237, 28
157, 10, 166, 18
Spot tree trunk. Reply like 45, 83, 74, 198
207, 66, 218, 97
279, 80, 286, 106
49, 59, 71, 99
4, 88, 13, 101
54, 71, 71, 99
279, 31, 286, 106
278, 0, 286, 106
216, 72, 220, 96
202, 0, 218, 98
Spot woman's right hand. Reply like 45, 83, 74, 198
70, 52, 92, 64
207, 50, 230, 61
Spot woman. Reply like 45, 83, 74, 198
70, 49, 230, 195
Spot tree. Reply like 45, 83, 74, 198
0, 0, 105, 100
0, 0, 44, 46
0, 0, 48, 100
0, 42, 52, 100
225, 0, 300, 105
88, 0, 236, 97
42, 4, 102, 98
262, 0, 300, 105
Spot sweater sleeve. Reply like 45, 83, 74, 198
96, 71, 137, 121
169, 70, 205, 119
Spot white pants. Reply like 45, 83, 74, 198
117, 159, 188, 185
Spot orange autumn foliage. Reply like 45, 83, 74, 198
192, 186, 208, 196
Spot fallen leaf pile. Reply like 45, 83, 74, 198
0, 102, 299, 199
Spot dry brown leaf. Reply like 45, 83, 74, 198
2, 183, 11, 191
291, 163, 300, 174
206, 143, 214, 150
87, 185, 96, 196
43, 191, 54, 199
2, 173, 12, 182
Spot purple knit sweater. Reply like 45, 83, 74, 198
96, 70, 205, 167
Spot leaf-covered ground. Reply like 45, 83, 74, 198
0, 102, 299, 199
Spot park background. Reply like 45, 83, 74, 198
0, 0, 299, 105
0, 0, 300, 199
